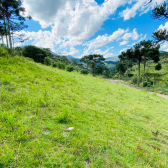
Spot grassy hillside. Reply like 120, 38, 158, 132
0, 56, 168, 167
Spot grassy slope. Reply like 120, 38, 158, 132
0, 56, 168, 168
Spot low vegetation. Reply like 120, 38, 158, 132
115, 51, 168, 95
0, 55, 168, 167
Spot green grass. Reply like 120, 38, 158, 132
0, 56, 168, 167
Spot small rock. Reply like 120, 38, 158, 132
66, 127, 74, 131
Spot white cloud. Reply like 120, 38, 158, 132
138, 34, 147, 42
104, 53, 114, 58
62, 47, 79, 56
14, 30, 60, 51
121, 28, 139, 41
120, 40, 129, 46
17, 0, 160, 56
158, 22, 168, 31
86, 28, 127, 50
120, 48, 128, 53
22, 0, 130, 49
120, 0, 165, 20
160, 43, 168, 51
94, 48, 110, 55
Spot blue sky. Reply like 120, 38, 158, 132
16, 0, 168, 58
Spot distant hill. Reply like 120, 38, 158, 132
105, 56, 119, 62
65, 55, 80, 62
65, 55, 118, 72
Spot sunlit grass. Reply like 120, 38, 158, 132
0, 56, 168, 167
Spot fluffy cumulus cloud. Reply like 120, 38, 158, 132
86, 28, 127, 50
158, 22, 168, 31
93, 48, 114, 58
22, 0, 131, 49
19, 0, 156, 56
120, 41, 129, 46
122, 28, 140, 41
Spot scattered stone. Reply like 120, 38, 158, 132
66, 127, 74, 131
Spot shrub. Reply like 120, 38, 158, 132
22, 45, 47, 63
155, 63, 162, 70
81, 69, 88, 74
143, 81, 152, 87
66, 65, 74, 72
57, 62, 65, 69
44, 57, 52, 66
130, 76, 137, 84
52, 62, 57, 67
74, 66, 80, 72
0, 47, 8, 57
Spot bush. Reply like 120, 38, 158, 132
130, 76, 137, 84
143, 81, 152, 87
74, 66, 80, 72
157, 87, 168, 95
155, 63, 162, 70
52, 62, 57, 67
0, 47, 8, 57
57, 62, 65, 69
22, 45, 47, 63
66, 65, 74, 72
44, 57, 52, 66
81, 69, 88, 74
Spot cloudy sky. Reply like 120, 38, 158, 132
17, 0, 168, 58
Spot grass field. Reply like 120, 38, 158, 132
0, 56, 168, 167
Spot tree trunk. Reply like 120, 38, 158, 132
153, 75, 155, 88
1, 35, 4, 45
143, 60, 146, 87
3, 18, 9, 48
7, 19, 12, 50
138, 61, 140, 87
5, 34, 9, 47
126, 63, 129, 79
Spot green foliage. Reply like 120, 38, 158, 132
0, 47, 8, 57
151, 1, 168, 21
44, 57, 52, 66
22, 45, 47, 63
153, 29, 168, 43
130, 76, 138, 84
143, 81, 152, 87
157, 87, 168, 94
57, 106, 71, 124
155, 63, 162, 70
52, 62, 57, 67
60, 56, 70, 65
57, 62, 65, 69
117, 40, 160, 86
80, 54, 105, 75
0, 0, 31, 49
116, 62, 127, 75
73, 66, 80, 72
80, 69, 88, 74
66, 65, 74, 72
102, 67, 110, 78
14, 47, 23, 56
